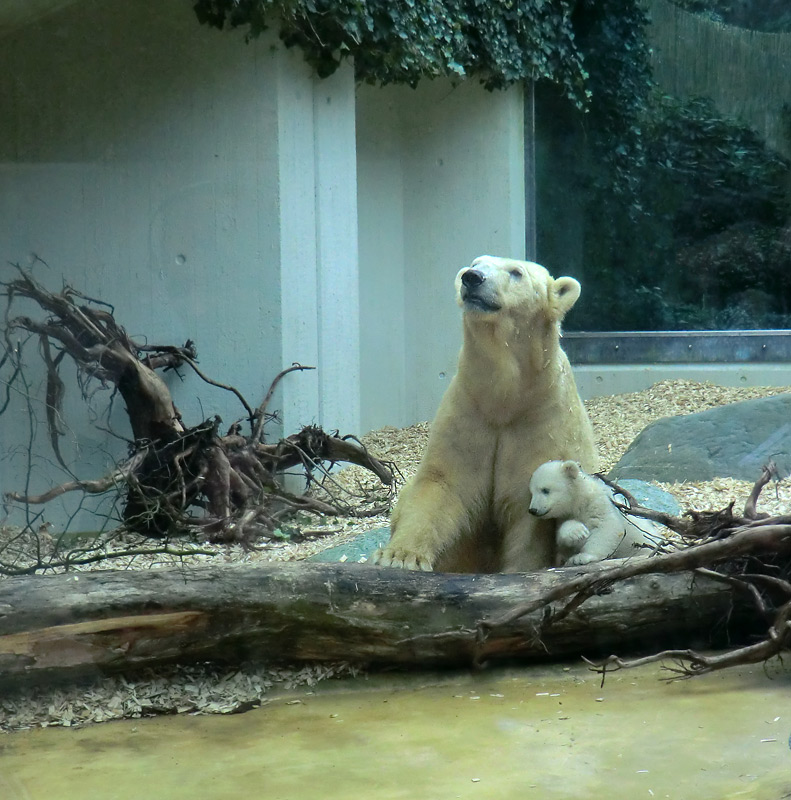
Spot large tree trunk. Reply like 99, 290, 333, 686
0, 562, 759, 685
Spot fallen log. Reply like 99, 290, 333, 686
0, 561, 761, 685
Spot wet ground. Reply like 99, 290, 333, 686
0, 659, 789, 799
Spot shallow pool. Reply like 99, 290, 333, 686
0, 659, 789, 799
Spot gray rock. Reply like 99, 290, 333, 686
610, 393, 791, 483
308, 527, 390, 563
614, 479, 681, 516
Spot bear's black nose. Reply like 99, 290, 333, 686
461, 269, 485, 288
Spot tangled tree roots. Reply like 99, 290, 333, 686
1, 269, 394, 546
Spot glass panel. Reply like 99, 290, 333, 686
536, 0, 791, 332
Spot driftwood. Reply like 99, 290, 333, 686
574, 466, 791, 677
0, 560, 763, 685
1, 270, 394, 548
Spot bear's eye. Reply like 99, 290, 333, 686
540, 487, 550, 495
509, 269, 523, 280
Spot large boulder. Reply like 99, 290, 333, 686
610, 393, 791, 483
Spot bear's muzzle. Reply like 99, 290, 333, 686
459, 268, 502, 312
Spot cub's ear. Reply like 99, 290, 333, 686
562, 461, 581, 480
550, 277, 581, 319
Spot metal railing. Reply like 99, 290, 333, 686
563, 330, 791, 365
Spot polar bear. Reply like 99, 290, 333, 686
373, 255, 597, 573
528, 460, 657, 566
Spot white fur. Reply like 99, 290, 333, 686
373, 255, 597, 573
528, 460, 658, 566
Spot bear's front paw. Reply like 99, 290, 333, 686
564, 552, 600, 566
372, 546, 435, 572
557, 520, 590, 548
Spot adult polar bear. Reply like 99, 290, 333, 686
374, 255, 597, 573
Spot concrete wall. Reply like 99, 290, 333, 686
0, 0, 360, 528
573, 364, 791, 400
0, 0, 527, 531
356, 81, 526, 430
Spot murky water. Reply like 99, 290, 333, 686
1, 660, 789, 799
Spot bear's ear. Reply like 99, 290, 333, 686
550, 277, 581, 319
562, 461, 580, 480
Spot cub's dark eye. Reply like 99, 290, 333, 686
509, 269, 523, 279
540, 487, 550, 494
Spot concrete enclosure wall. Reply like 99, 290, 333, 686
0, 0, 361, 528
356, 81, 525, 429
0, 0, 527, 530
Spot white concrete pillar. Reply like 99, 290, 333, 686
276, 53, 361, 437
276, 48, 321, 433
356, 80, 526, 429
314, 66, 361, 435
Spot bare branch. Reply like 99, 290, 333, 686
586, 598, 791, 679
480, 523, 791, 635
744, 463, 777, 519
597, 473, 688, 534
0, 542, 218, 577
253, 363, 315, 441
178, 354, 256, 425
2, 271, 392, 557
4, 451, 147, 505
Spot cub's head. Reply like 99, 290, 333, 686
455, 255, 580, 324
528, 460, 581, 519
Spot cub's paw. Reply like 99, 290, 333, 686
372, 546, 435, 572
557, 520, 590, 548
564, 552, 600, 566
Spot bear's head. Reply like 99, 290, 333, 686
455, 255, 581, 325
527, 460, 581, 519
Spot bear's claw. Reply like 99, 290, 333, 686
372, 547, 435, 572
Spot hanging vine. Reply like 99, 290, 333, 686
195, 1, 650, 107
193, 0, 587, 97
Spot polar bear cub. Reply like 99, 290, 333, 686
528, 460, 656, 566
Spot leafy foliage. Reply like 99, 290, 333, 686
646, 96, 789, 240
569, 0, 652, 204
193, 0, 587, 101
